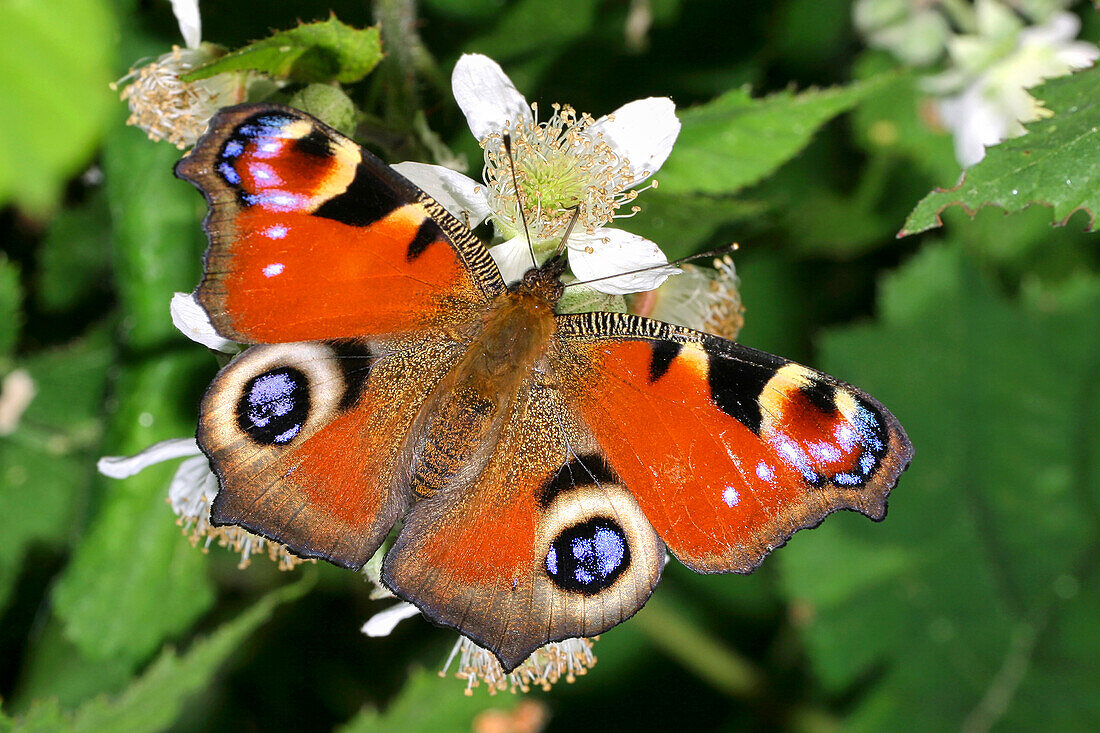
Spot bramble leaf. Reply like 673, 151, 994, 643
902, 66, 1100, 235
658, 74, 893, 195
13, 581, 309, 733
184, 17, 382, 85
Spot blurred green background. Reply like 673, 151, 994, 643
1, 0, 1098, 731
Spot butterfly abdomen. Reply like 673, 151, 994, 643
405, 288, 558, 498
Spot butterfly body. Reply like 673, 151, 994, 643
177, 104, 913, 670
404, 271, 560, 499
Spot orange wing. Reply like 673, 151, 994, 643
175, 104, 504, 344
555, 312, 913, 574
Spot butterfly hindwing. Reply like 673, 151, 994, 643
175, 103, 505, 344
555, 312, 913, 574
382, 383, 665, 671
199, 334, 463, 568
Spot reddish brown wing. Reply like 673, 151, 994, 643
555, 312, 913, 574
175, 103, 504, 344
382, 383, 665, 671
198, 335, 464, 569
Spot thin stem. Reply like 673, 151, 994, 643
633, 593, 764, 698
635, 594, 840, 732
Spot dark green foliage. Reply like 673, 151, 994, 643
1, 1, 1097, 731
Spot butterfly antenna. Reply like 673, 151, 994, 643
564, 243, 739, 290
553, 206, 581, 261
503, 132, 538, 270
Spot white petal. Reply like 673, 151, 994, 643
361, 602, 421, 637
170, 0, 202, 49
488, 235, 537, 285
168, 454, 217, 511
568, 229, 678, 295
937, 86, 1007, 167
451, 54, 532, 140
392, 162, 492, 226
98, 437, 202, 479
1020, 11, 1080, 47
589, 97, 681, 184
170, 292, 238, 354
1055, 41, 1100, 71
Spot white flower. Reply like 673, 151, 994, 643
394, 53, 681, 295
853, 0, 952, 67
361, 601, 421, 637
114, 0, 254, 149
441, 636, 597, 695
928, 6, 1098, 166
629, 253, 745, 340
170, 0, 202, 50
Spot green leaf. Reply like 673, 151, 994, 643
0, 0, 115, 214
0, 333, 112, 612
102, 125, 204, 350
780, 244, 1100, 730
7, 620, 133, 715
13, 581, 310, 733
658, 74, 894, 195
0, 254, 21, 358
337, 667, 521, 733
185, 17, 382, 85
51, 351, 215, 665
46, 47, 213, 676
35, 191, 112, 313
902, 66, 1100, 236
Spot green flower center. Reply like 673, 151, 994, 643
480, 103, 644, 245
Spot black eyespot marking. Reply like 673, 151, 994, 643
236, 367, 311, 445
407, 219, 442, 261
314, 163, 403, 227
538, 453, 617, 508
545, 518, 631, 595
294, 128, 334, 159
707, 349, 786, 435
800, 379, 838, 415
648, 341, 681, 383
328, 340, 375, 410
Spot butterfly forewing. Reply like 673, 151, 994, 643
555, 312, 913, 574
175, 103, 504, 344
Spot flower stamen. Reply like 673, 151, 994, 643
441, 636, 598, 695
481, 103, 642, 244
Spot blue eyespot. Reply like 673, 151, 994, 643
545, 518, 630, 594
236, 367, 310, 445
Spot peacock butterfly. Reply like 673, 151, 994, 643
175, 103, 913, 671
